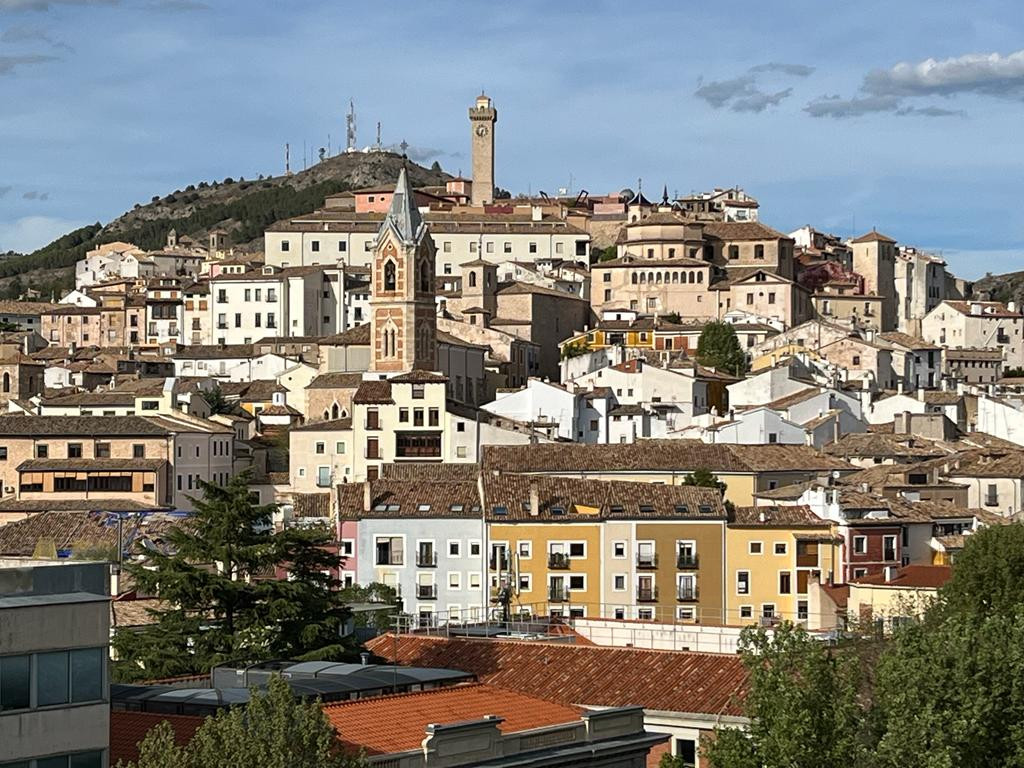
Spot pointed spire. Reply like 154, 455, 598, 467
380, 165, 424, 245
662, 184, 669, 205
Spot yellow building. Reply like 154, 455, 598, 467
725, 505, 839, 626
484, 474, 727, 621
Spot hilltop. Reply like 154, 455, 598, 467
972, 269, 1024, 306
0, 152, 449, 298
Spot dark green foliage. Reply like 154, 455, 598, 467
112, 472, 351, 681
201, 385, 231, 415
696, 321, 747, 376
119, 676, 367, 768
704, 624, 870, 768
680, 467, 726, 494
934, 522, 1024, 622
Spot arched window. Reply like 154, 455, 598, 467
469, 271, 477, 288
639, 273, 646, 283
631, 273, 638, 285
2, 373, 9, 393
331, 403, 340, 419
656, 273, 662, 283
383, 260, 397, 291
648, 272, 654, 283
697, 272, 704, 284
671, 272, 678, 283
419, 259, 431, 293
688, 272, 695, 284
323, 410, 330, 421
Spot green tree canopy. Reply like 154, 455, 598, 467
119, 676, 366, 768
932, 521, 1024, 622
112, 472, 351, 681
704, 624, 870, 768
200, 384, 231, 415
695, 321, 747, 376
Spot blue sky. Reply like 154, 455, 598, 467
0, 0, 1022, 279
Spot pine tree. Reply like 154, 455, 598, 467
113, 473, 350, 680
696, 321, 747, 376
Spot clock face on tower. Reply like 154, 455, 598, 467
475, 124, 489, 137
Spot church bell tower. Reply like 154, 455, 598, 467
369, 167, 437, 373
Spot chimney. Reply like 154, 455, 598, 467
362, 480, 371, 512
758, 510, 766, 523
529, 480, 540, 516
360, 652, 370, 666
860, 482, 870, 493
21, 335, 29, 356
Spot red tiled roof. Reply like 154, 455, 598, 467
365, 635, 747, 717
324, 683, 581, 755
110, 712, 203, 765
852, 564, 952, 589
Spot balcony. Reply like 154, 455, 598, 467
636, 554, 658, 570
677, 586, 699, 602
548, 586, 569, 603
676, 553, 699, 569
548, 553, 570, 570
416, 584, 437, 600
636, 587, 659, 603
416, 551, 437, 568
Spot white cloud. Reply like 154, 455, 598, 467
865, 50, 1024, 98
0, 0, 116, 10
0, 53, 56, 74
0, 215, 84, 253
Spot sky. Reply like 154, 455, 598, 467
0, 1, 1022, 279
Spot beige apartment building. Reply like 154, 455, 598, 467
0, 414, 234, 511
41, 292, 146, 348
813, 282, 885, 331
921, 300, 1024, 370
591, 255, 714, 317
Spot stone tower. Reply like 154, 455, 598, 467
369, 167, 437, 373
469, 92, 497, 207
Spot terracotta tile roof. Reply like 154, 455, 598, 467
730, 504, 828, 527
483, 441, 852, 474
380, 463, 481, 482
944, 347, 1003, 360
111, 597, 165, 628
596, 254, 709, 269
257, 404, 301, 417
850, 230, 897, 244
17, 458, 167, 472
762, 386, 820, 411
291, 417, 353, 432
949, 451, 1024, 478
238, 380, 286, 401
496, 280, 587, 302
878, 331, 939, 350
291, 492, 332, 518
389, 369, 448, 384
0, 510, 182, 557
0, 498, 165, 512
353, 380, 393, 404
171, 344, 255, 359
320, 323, 371, 346
823, 432, 948, 459
365, 635, 747, 717
307, 372, 364, 389
109, 711, 203, 766
0, 415, 179, 436
338, 479, 481, 519
852, 564, 951, 588
945, 300, 1022, 319
703, 221, 791, 241
324, 683, 581, 756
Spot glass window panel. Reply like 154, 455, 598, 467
0, 655, 30, 710
37, 758, 69, 768
70, 648, 103, 703
37, 651, 70, 706
70, 752, 104, 768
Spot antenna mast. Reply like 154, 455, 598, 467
285, 143, 291, 176
376, 121, 382, 151
346, 99, 357, 152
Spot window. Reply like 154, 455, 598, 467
568, 575, 585, 590
740, 605, 753, 619
311, 240, 320, 252
774, 542, 787, 555
569, 542, 585, 558
411, 383, 425, 399
35, 444, 48, 459
67, 443, 82, 458
383, 260, 396, 291
518, 573, 531, 591
517, 541, 532, 559
613, 574, 626, 591
70, 648, 103, 703
852, 355, 861, 366
281, 240, 290, 252
728, 244, 739, 260
737, 571, 750, 595
883, 535, 897, 561
748, 541, 763, 554
448, 541, 461, 557
779, 571, 792, 594
375, 536, 403, 565
316, 466, 331, 487
674, 738, 697, 768
853, 535, 867, 555
0, 447, 6, 460
0, 654, 30, 709
37, 650, 69, 706
132, 444, 145, 459
754, 244, 765, 260
469, 541, 481, 557
315, 441, 326, 454
399, 408, 409, 423
613, 541, 626, 558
